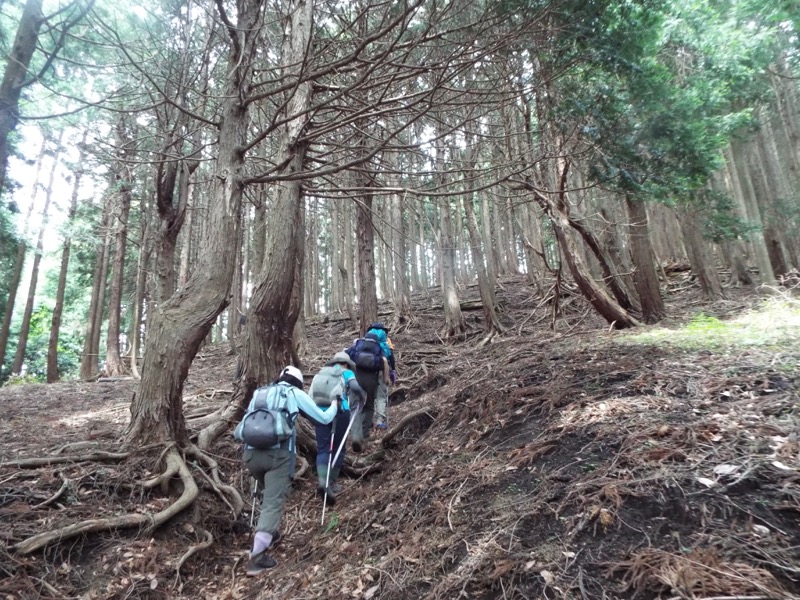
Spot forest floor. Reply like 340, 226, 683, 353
1, 271, 799, 600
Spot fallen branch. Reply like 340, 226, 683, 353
14, 447, 198, 554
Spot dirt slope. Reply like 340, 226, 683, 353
1, 275, 799, 600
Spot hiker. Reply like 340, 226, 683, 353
369, 322, 397, 430
309, 351, 367, 504
345, 326, 391, 452
234, 365, 339, 576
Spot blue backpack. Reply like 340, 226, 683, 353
347, 334, 383, 372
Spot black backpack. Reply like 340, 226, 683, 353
240, 385, 296, 449
348, 334, 383, 372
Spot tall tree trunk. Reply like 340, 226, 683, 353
47, 135, 86, 382
105, 119, 134, 377
463, 128, 502, 333
625, 195, 665, 323
197, 0, 313, 450
440, 199, 466, 337
0, 0, 43, 197
357, 192, 379, 333
129, 196, 153, 380
80, 199, 112, 379
727, 140, 776, 286
677, 203, 725, 300
391, 190, 412, 323
127, 0, 266, 446
12, 135, 61, 374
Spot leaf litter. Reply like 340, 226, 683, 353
0, 273, 798, 599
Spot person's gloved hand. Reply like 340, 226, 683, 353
337, 395, 349, 413
390, 370, 397, 385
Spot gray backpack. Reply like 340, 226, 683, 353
240, 385, 296, 449
310, 365, 342, 406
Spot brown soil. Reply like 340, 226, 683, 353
1, 274, 798, 600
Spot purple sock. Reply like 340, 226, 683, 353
252, 531, 272, 555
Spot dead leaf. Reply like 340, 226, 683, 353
696, 477, 716, 488
364, 584, 380, 599
540, 569, 555, 585
712, 464, 739, 477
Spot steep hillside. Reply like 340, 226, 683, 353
1, 275, 799, 600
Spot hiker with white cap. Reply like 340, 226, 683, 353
234, 365, 339, 576
309, 351, 366, 505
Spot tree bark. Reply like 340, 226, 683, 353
0, 0, 44, 198
727, 140, 776, 286
439, 199, 466, 337
625, 194, 665, 323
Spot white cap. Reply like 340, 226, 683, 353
282, 365, 303, 384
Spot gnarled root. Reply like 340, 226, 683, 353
14, 447, 198, 555
381, 408, 438, 448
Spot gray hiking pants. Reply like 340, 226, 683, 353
351, 369, 379, 443
375, 379, 389, 425
243, 447, 293, 534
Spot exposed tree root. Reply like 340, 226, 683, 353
14, 447, 198, 555
5, 451, 131, 468
185, 444, 243, 516
381, 408, 438, 448
31, 476, 70, 509
174, 527, 213, 583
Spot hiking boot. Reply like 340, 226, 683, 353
374, 422, 387, 430
330, 481, 343, 495
271, 531, 282, 548
352, 440, 363, 453
246, 551, 277, 576
316, 485, 337, 506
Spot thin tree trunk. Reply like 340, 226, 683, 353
0, 138, 46, 377
105, 119, 134, 377
47, 134, 86, 382
440, 198, 466, 337
80, 198, 112, 379
12, 134, 61, 374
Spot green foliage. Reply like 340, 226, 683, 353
623, 298, 800, 352
0, 204, 20, 316
697, 190, 758, 242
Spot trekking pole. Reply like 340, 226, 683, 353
321, 413, 337, 524
321, 403, 363, 526
330, 402, 361, 473
249, 478, 258, 530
